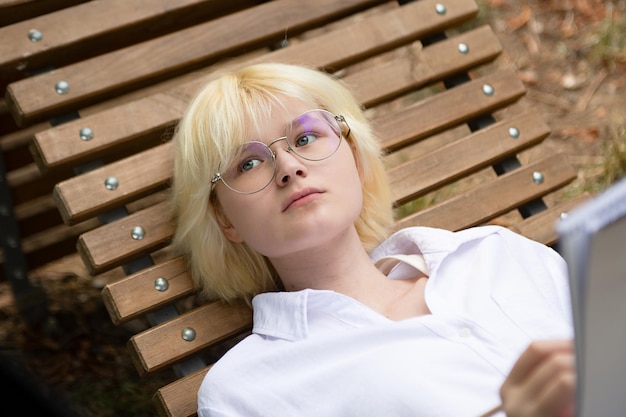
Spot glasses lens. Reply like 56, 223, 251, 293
220, 141, 275, 193
286, 110, 342, 161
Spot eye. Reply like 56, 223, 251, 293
295, 133, 318, 147
239, 157, 263, 173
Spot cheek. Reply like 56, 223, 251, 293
216, 189, 278, 242
214, 190, 252, 233
338, 145, 364, 188
332, 147, 365, 215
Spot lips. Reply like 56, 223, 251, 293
282, 188, 324, 212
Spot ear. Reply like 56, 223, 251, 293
212, 200, 244, 243
220, 220, 244, 243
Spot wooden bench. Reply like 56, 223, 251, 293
17, 0, 590, 415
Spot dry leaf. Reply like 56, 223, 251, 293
507, 5, 532, 32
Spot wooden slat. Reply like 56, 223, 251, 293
377, 69, 527, 151
32, 0, 483, 172
395, 153, 578, 232
154, 368, 210, 417
0, 0, 88, 27
344, 24, 502, 107
53, 142, 173, 225
31, 92, 187, 172
128, 301, 252, 375
388, 110, 550, 204
5, 0, 389, 125
77, 200, 173, 274
0, 0, 258, 89
102, 256, 196, 325
511, 193, 591, 246
251, 0, 479, 73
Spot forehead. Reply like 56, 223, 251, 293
246, 98, 317, 143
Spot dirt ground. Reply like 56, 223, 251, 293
0, 1, 625, 416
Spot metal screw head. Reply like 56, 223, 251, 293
55, 81, 70, 95
79, 127, 94, 141
482, 84, 495, 96
131, 226, 145, 240
28, 29, 43, 42
435, 4, 447, 14
532, 171, 545, 184
0, 204, 9, 216
560, 211, 569, 220
104, 176, 119, 190
154, 277, 169, 292
508, 127, 520, 139
182, 327, 196, 341
458, 43, 469, 54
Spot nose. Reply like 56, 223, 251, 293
273, 146, 307, 186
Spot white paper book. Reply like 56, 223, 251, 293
556, 176, 626, 417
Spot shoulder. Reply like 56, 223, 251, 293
198, 333, 265, 410
371, 225, 512, 259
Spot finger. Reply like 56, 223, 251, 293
506, 339, 573, 386
534, 364, 576, 417
501, 347, 576, 417
500, 340, 575, 416
521, 348, 575, 401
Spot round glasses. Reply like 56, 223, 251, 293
211, 109, 349, 194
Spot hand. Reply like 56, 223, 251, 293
500, 339, 576, 417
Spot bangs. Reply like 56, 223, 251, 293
215, 90, 318, 171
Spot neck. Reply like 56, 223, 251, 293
269, 227, 430, 320
270, 226, 380, 295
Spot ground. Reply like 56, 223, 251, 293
0, 1, 624, 416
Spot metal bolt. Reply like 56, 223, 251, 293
458, 43, 469, 54
532, 171, 544, 184
28, 29, 43, 42
182, 327, 196, 342
482, 84, 495, 96
154, 277, 169, 292
131, 226, 145, 240
104, 176, 119, 190
560, 211, 569, 220
0, 204, 9, 216
508, 127, 520, 139
79, 127, 94, 141
55, 81, 70, 95
435, 4, 447, 15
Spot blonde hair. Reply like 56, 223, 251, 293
171, 63, 393, 303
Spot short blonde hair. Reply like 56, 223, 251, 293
171, 63, 393, 303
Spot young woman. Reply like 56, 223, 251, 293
171, 63, 575, 417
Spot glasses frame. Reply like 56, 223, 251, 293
210, 109, 350, 195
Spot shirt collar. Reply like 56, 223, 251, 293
252, 289, 388, 341
251, 226, 500, 342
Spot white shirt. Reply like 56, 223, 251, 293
197, 226, 573, 417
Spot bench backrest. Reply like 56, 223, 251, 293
9, 0, 588, 416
